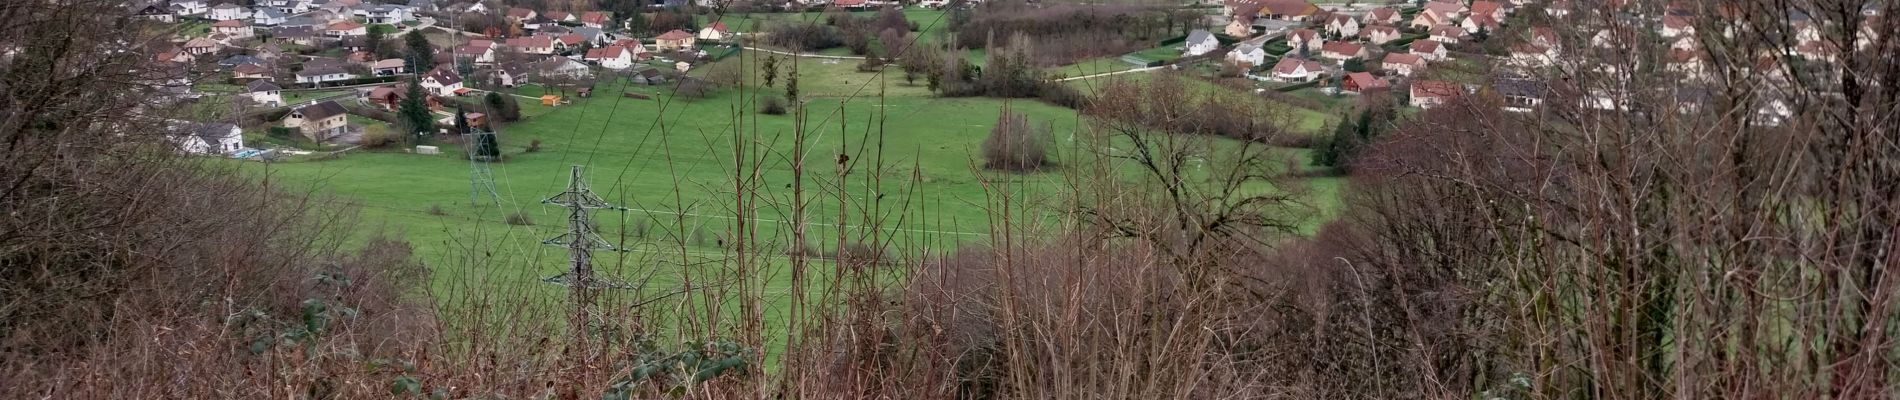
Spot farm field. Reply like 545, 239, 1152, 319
235, 44, 1346, 351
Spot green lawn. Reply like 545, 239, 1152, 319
234, 45, 1346, 353
179, 21, 211, 38
1129, 46, 1185, 63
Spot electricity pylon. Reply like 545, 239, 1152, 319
540, 165, 626, 346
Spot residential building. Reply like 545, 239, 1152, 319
371, 59, 406, 75
233, 63, 272, 80
1429, 25, 1467, 44
326, 21, 367, 37
364, 5, 415, 24
172, 0, 209, 15
253, 8, 287, 26
183, 37, 221, 55
1286, 28, 1322, 55
1325, 14, 1360, 38
420, 67, 466, 96
585, 45, 635, 69
1363, 25, 1401, 44
208, 4, 251, 20
506, 7, 537, 23
1410, 39, 1448, 61
1382, 53, 1427, 76
1409, 80, 1462, 108
246, 80, 284, 107
1270, 57, 1326, 81
212, 19, 254, 38
505, 35, 556, 55
283, 100, 350, 141
1365, 7, 1400, 25
135, 4, 177, 23
656, 29, 696, 51
698, 22, 731, 41
580, 11, 612, 29
1343, 72, 1389, 92
1227, 42, 1268, 67
173, 123, 246, 155
1184, 29, 1219, 56
295, 66, 355, 85
1318, 41, 1367, 61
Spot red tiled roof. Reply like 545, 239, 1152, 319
1346, 72, 1388, 89
506, 36, 553, 48
1411, 39, 1442, 53
1320, 41, 1363, 55
1383, 53, 1425, 67
212, 19, 246, 27
585, 46, 628, 59
1271, 57, 1323, 74
581, 11, 611, 24
327, 21, 364, 31
656, 29, 693, 40
1412, 80, 1460, 98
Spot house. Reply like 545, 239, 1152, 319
208, 4, 251, 20
212, 19, 254, 38
246, 80, 284, 106
233, 63, 272, 79
316, 2, 353, 17
272, 26, 321, 45
253, 8, 287, 26
420, 67, 466, 97
1381, 53, 1427, 76
1793, 40, 1839, 62
1365, 7, 1400, 25
1285, 29, 1323, 55
1227, 42, 1269, 67
155, 49, 195, 64
1460, 14, 1501, 34
1422, 1, 1464, 19
1225, 15, 1257, 37
631, 67, 667, 85
455, 43, 495, 64
554, 34, 587, 52
295, 66, 355, 85
1342, 72, 1389, 92
1667, 49, 1710, 81
834, 0, 869, 9
1660, 15, 1694, 38
506, 7, 537, 22
1409, 80, 1462, 108
326, 21, 367, 37
580, 11, 612, 29
1468, 1, 1505, 22
1183, 29, 1219, 56
655, 29, 696, 51
569, 27, 608, 44
544, 11, 574, 22
1270, 57, 1326, 81
585, 45, 635, 69
1528, 27, 1560, 49
611, 39, 652, 55
173, 123, 246, 155
1410, 39, 1448, 60
698, 22, 731, 41
537, 57, 594, 78
367, 83, 442, 111
494, 62, 533, 87
135, 4, 176, 23
445, 1, 488, 14
183, 37, 221, 55
505, 35, 556, 55
172, 0, 209, 15
283, 100, 350, 141
364, 5, 415, 24
1318, 41, 1367, 61
1429, 25, 1467, 44
1493, 75, 1546, 111
1256, 0, 1320, 21
1325, 14, 1360, 38
1546, 0, 1570, 17
371, 59, 407, 75
408, 0, 438, 12
1410, 9, 1450, 29
1362, 25, 1401, 44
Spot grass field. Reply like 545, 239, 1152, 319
233, 44, 1346, 351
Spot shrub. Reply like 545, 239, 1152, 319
504, 212, 533, 226
358, 125, 400, 149
673, 77, 717, 99
981, 110, 1050, 172
758, 95, 787, 115
763, 21, 841, 51
426, 204, 447, 215
525, 139, 542, 153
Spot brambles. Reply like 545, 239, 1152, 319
757, 95, 787, 115
504, 212, 533, 226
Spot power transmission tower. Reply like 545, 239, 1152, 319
468, 130, 502, 206
540, 165, 626, 346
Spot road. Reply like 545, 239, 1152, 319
745, 46, 867, 60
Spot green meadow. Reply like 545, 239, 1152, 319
236, 46, 1345, 347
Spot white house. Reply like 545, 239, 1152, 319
325, 21, 367, 38
172, 0, 209, 15
246, 80, 284, 107
455, 43, 496, 64
698, 22, 731, 41
1226, 42, 1269, 67
253, 8, 287, 26
1270, 57, 1326, 81
1362, 25, 1401, 44
173, 122, 245, 155
1382, 53, 1427, 76
295, 66, 355, 85
1325, 14, 1360, 38
1409, 80, 1462, 109
207, 4, 251, 21
1285, 29, 1323, 55
585, 46, 634, 69
505, 35, 555, 55
364, 5, 416, 24
420, 68, 465, 97
1410, 39, 1448, 61
1184, 29, 1219, 56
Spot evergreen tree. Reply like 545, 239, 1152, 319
398, 79, 435, 141
761, 55, 779, 87
404, 30, 435, 72
366, 27, 386, 57
784, 68, 799, 104
1313, 112, 1359, 169
1298, 41, 1310, 59
474, 130, 501, 160
1344, 57, 1367, 73
453, 106, 469, 134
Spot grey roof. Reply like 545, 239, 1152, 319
1235, 43, 1262, 54
302, 57, 347, 71
297, 65, 349, 77
246, 80, 282, 92
407, 0, 436, 9
219, 54, 262, 66
254, 8, 285, 18
1187, 29, 1215, 44
294, 100, 348, 120
570, 26, 603, 40
281, 16, 323, 27
1493, 76, 1546, 97
425, 67, 463, 85
192, 122, 241, 141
